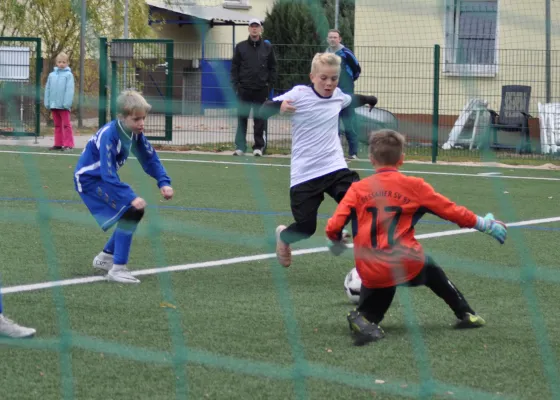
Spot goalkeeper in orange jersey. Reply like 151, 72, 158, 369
325, 129, 507, 346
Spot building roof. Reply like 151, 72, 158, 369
146, 0, 262, 25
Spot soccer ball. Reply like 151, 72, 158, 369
344, 267, 362, 304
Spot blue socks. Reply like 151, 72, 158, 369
112, 217, 141, 265
113, 228, 135, 265
103, 230, 116, 255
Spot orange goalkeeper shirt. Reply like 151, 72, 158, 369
325, 168, 478, 289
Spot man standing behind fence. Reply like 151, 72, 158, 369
231, 18, 277, 157
326, 29, 361, 159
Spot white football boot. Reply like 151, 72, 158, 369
107, 265, 140, 284
93, 251, 113, 272
0, 315, 36, 338
275, 225, 292, 267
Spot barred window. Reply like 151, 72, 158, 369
445, 0, 498, 76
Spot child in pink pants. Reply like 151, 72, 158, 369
44, 52, 75, 150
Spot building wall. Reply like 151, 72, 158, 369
353, 0, 560, 117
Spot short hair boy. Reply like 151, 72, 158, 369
326, 129, 507, 345
74, 90, 174, 284
260, 52, 377, 268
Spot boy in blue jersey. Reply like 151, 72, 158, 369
74, 90, 173, 284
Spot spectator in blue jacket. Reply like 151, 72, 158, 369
326, 29, 361, 159
45, 52, 75, 150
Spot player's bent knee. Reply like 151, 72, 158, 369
122, 206, 145, 222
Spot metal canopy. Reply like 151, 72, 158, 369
146, 0, 262, 26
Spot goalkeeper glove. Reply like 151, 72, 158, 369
474, 213, 507, 244
327, 229, 352, 256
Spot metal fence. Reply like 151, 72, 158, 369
436, 46, 560, 160
0, 39, 522, 160
98, 41, 559, 160
356, 45, 560, 160
0, 36, 558, 161
101, 38, 174, 141
0, 37, 41, 138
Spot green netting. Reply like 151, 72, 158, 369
0, 1, 560, 399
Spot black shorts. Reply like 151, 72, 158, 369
357, 255, 473, 323
290, 168, 360, 224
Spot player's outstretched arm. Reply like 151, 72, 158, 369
160, 186, 174, 200
350, 94, 378, 110
474, 213, 507, 244
327, 229, 351, 256
133, 134, 172, 189
259, 100, 282, 119
260, 99, 296, 119
416, 178, 507, 244
261, 87, 301, 118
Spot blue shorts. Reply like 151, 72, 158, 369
79, 183, 132, 231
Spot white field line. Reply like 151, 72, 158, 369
477, 172, 503, 176
2, 215, 560, 295
0, 149, 558, 181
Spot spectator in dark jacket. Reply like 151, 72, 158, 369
231, 18, 277, 156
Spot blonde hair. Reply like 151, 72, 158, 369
56, 52, 69, 63
368, 129, 406, 165
116, 90, 152, 117
310, 52, 341, 75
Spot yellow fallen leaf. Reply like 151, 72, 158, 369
160, 302, 177, 309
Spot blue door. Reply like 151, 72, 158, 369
200, 59, 236, 110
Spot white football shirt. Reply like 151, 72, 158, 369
273, 85, 352, 187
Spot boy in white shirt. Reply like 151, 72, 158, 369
260, 52, 378, 267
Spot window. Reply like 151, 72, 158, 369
444, 0, 498, 76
